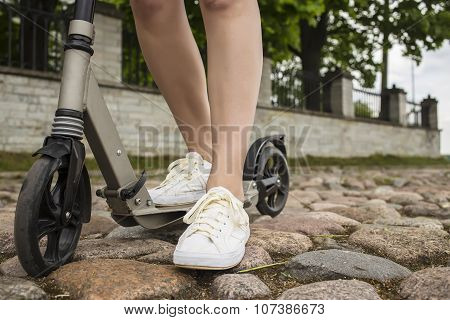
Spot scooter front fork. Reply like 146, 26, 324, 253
34, 0, 98, 221
51, 0, 151, 218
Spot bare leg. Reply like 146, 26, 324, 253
200, 0, 263, 198
130, 0, 212, 162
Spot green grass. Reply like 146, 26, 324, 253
0, 151, 449, 173
288, 154, 450, 168
85, 154, 175, 173
0, 152, 40, 172
0, 151, 175, 173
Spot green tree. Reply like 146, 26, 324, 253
258, 0, 324, 60
366, 0, 450, 90
288, 0, 450, 111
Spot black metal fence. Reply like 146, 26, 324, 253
121, 27, 156, 88
271, 62, 305, 109
352, 87, 382, 120
271, 61, 327, 112
0, 3, 71, 72
0, 3, 155, 88
406, 100, 422, 127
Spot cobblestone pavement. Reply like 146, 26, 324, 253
1, 167, 449, 300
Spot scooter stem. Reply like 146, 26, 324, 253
74, 0, 96, 23
56, 0, 96, 122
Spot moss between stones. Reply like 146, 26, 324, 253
357, 246, 449, 272
364, 279, 402, 300
0, 252, 15, 265
0, 255, 8, 265
35, 279, 71, 300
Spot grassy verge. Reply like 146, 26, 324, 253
1, 151, 449, 173
0, 151, 174, 173
288, 154, 450, 168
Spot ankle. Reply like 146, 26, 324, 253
188, 149, 212, 164
206, 181, 244, 201
202, 153, 213, 164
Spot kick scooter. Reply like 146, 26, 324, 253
13, 0, 290, 277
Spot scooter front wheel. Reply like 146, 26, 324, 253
14, 155, 91, 277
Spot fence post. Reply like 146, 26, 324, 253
381, 85, 407, 125
322, 69, 354, 117
91, 3, 123, 83
421, 95, 438, 129
257, 57, 272, 108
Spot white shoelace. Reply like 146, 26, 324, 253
157, 157, 200, 189
183, 187, 249, 239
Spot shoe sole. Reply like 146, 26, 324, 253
173, 246, 246, 270
174, 262, 240, 270
151, 191, 205, 208
155, 201, 196, 208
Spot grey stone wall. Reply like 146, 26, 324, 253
0, 70, 440, 158
322, 71, 354, 118
255, 108, 440, 158
91, 13, 122, 83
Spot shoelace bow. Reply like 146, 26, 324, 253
183, 187, 248, 238
158, 157, 200, 188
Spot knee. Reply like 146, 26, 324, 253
130, 0, 167, 19
201, 0, 242, 12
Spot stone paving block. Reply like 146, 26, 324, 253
47, 259, 196, 299
279, 279, 381, 300
285, 249, 411, 283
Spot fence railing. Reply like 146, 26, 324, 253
122, 27, 156, 88
406, 100, 422, 127
0, 3, 155, 89
271, 66, 305, 109
271, 61, 327, 111
352, 87, 382, 120
0, 3, 71, 73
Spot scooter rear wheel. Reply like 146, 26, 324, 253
256, 145, 289, 217
14, 155, 91, 277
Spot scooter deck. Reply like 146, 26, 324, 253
113, 180, 259, 230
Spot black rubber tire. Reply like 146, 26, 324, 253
14, 155, 91, 277
256, 145, 289, 217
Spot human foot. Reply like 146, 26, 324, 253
148, 152, 211, 206
173, 186, 250, 270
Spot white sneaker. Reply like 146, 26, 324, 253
148, 152, 211, 206
173, 186, 250, 270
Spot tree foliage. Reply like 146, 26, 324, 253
258, 0, 325, 60
297, 0, 450, 88
275, 0, 449, 110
